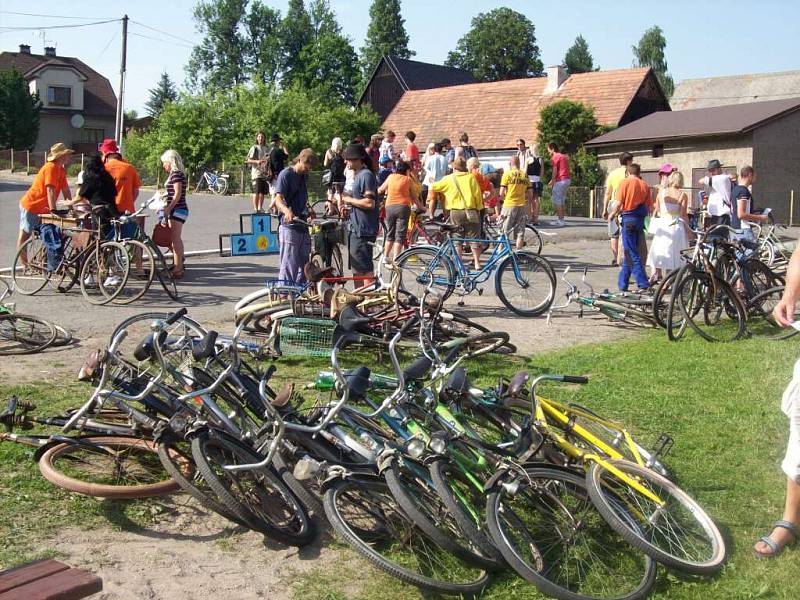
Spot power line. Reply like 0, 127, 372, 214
0, 18, 119, 32
0, 10, 114, 20
128, 30, 193, 50
96, 29, 119, 61
129, 19, 196, 47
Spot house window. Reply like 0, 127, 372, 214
80, 128, 104, 144
652, 145, 664, 158
47, 86, 71, 107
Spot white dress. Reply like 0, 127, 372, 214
647, 190, 690, 272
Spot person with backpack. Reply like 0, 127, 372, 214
323, 137, 346, 212
453, 132, 478, 163
246, 131, 269, 213
266, 134, 289, 211
516, 138, 542, 225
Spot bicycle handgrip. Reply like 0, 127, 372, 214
165, 307, 188, 325
333, 331, 362, 350
562, 375, 589, 384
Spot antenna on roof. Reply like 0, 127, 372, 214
37, 30, 56, 52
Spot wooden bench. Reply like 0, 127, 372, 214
0, 559, 102, 600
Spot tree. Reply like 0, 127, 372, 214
536, 100, 601, 187
564, 35, 595, 74
186, 0, 249, 92
632, 25, 674, 98
244, 1, 282, 85
445, 8, 543, 81
0, 68, 40, 149
359, 0, 413, 78
280, 0, 313, 87
145, 72, 178, 117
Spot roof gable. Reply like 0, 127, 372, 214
24, 60, 89, 80
672, 70, 800, 110
382, 67, 656, 150
0, 51, 116, 117
586, 97, 800, 146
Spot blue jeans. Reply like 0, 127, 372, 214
618, 206, 650, 290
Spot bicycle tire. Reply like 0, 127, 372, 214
213, 177, 228, 195
486, 465, 656, 600
587, 459, 727, 575
0, 314, 57, 355
79, 241, 130, 305
433, 313, 516, 354
51, 324, 74, 347
442, 331, 511, 360
11, 236, 52, 295
739, 258, 784, 299
495, 251, 556, 316
47, 237, 80, 293
746, 286, 799, 340
113, 239, 156, 305
652, 268, 681, 329
191, 429, 315, 546
395, 245, 456, 302
522, 224, 543, 255
142, 237, 179, 300
323, 475, 490, 595
675, 271, 746, 342
593, 300, 656, 327
38, 436, 181, 499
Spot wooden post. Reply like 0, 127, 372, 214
26, 150, 30, 174
9, 148, 13, 172
81, 153, 85, 170
790, 190, 795, 227
240, 166, 245, 195
156, 165, 160, 189
589, 188, 595, 219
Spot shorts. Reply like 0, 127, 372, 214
349, 233, 376, 274
384, 203, 411, 243
551, 179, 571, 206
252, 178, 268, 195
449, 209, 480, 238
170, 208, 189, 223
19, 207, 40, 233
529, 181, 543, 196
607, 201, 620, 238
502, 205, 528, 240
781, 360, 800, 483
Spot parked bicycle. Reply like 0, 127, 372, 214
194, 168, 229, 195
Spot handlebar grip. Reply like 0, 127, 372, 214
562, 375, 589, 384
333, 331, 362, 350
133, 333, 155, 362
165, 307, 188, 325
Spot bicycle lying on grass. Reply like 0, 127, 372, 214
0, 278, 72, 355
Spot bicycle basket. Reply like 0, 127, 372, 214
277, 317, 337, 356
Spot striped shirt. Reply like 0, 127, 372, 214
166, 170, 187, 212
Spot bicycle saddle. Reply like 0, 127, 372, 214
311, 218, 339, 230
304, 262, 335, 283
403, 355, 433, 381
272, 382, 294, 407
191, 330, 219, 361
338, 304, 372, 333
445, 367, 470, 395
428, 221, 460, 232
343, 366, 371, 399
508, 370, 530, 397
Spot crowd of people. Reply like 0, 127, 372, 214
601, 153, 768, 292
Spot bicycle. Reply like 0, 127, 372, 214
0, 278, 61, 355
395, 224, 556, 316
193, 168, 229, 195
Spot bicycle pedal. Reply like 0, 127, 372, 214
457, 300, 465, 307
651, 433, 674, 459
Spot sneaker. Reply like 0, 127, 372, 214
558, 218, 567, 227
103, 275, 122, 288
83, 274, 97, 287
551, 219, 565, 228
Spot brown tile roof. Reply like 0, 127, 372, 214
382, 68, 653, 150
586, 97, 800, 146
0, 51, 117, 117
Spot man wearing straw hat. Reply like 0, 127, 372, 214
17, 142, 74, 263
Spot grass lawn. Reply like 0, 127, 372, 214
1, 332, 799, 599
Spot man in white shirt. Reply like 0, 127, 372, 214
698, 159, 733, 227
516, 138, 542, 225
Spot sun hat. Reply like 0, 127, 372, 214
657, 163, 676, 175
343, 143, 366, 161
98, 138, 120, 154
707, 159, 722, 170
46, 142, 74, 162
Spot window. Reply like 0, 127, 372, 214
47, 86, 71, 107
651, 145, 664, 158
80, 128, 104, 144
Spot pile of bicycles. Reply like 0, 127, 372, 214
11, 199, 179, 305
0, 278, 72, 355
3, 279, 727, 599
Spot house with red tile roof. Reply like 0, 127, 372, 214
381, 65, 669, 165
0, 44, 117, 153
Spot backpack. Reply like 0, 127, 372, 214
462, 145, 477, 160
329, 152, 345, 181
526, 156, 541, 177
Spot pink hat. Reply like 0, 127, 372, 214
658, 163, 676, 175
98, 138, 120, 154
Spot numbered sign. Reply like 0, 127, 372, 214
230, 234, 254, 256
251, 214, 271, 235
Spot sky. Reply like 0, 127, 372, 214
0, 0, 798, 114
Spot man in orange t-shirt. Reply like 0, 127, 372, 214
609, 163, 652, 291
18, 142, 73, 260
99, 138, 141, 214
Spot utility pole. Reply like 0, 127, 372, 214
114, 15, 128, 143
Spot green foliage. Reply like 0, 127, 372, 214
536, 100, 602, 187
569, 146, 602, 188
186, 0, 249, 91
445, 8, 543, 81
244, 1, 282, 85
280, 0, 314, 87
564, 35, 596, 74
632, 25, 674, 98
145, 72, 178, 118
0, 68, 40, 150
359, 0, 414, 79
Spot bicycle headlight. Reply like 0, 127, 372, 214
405, 438, 426, 458
429, 435, 447, 455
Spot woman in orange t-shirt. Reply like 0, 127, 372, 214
377, 160, 423, 263
17, 142, 73, 262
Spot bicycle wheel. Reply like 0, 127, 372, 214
0, 314, 57, 355
652, 268, 681, 329
395, 246, 456, 302
323, 475, 490, 595
675, 271, 746, 342
522, 224, 543, 255
212, 177, 228, 195
113, 239, 156, 305
746, 286, 799, 340
51, 324, 74, 347
740, 258, 784, 299
46, 237, 80, 293
486, 465, 656, 600
38, 436, 181, 499
441, 331, 511, 360
587, 459, 726, 575
495, 251, 556, 316
80, 241, 130, 305
191, 429, 315, 546
11, 236, 52, 295
144, 238, 179, 300
593, 300, 656, 328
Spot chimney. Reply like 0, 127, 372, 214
545, 65, 568, 93
44, 46, 56, 57
19, 44, 31, 54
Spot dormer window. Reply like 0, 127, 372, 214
47, 85, 71, 107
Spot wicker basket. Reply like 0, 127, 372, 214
277, 317, 337, 356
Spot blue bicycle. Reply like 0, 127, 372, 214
394, 223, 556, 316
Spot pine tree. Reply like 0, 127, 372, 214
564, 35, 595, 74
0, 68, 40, 149
632, 26, 674, 97
360, 0, 414, 78
145, 72, 178, 118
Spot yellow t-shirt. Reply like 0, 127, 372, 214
430, 172, 482, 211
500, 168, 528, 208
605, 166, 627, 202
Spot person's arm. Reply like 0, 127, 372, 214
166, 181, 182, 214
548, 157, 556, 187
273, 192, 294, 221
343, 192, 375, 210
602, 179, 613, 218
323, 151, 331, 167
774, 244, 800, 326
737, 196, 768, 224
499, 185, 508, 201
45, 185, 57, 212
377, 179, 389, 195
245, 147, 260, 167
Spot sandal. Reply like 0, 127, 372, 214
754, 520, 800, 558
170, 267, 185, 280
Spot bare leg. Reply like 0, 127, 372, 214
390, 241, 404, 262
754, 478, 800, 554
169, 220, 185, 273
531, 193, 540, 224
610, 237, 619, 265
17, 229, 31, 266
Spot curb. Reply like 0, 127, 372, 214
0, 248, 225, 274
